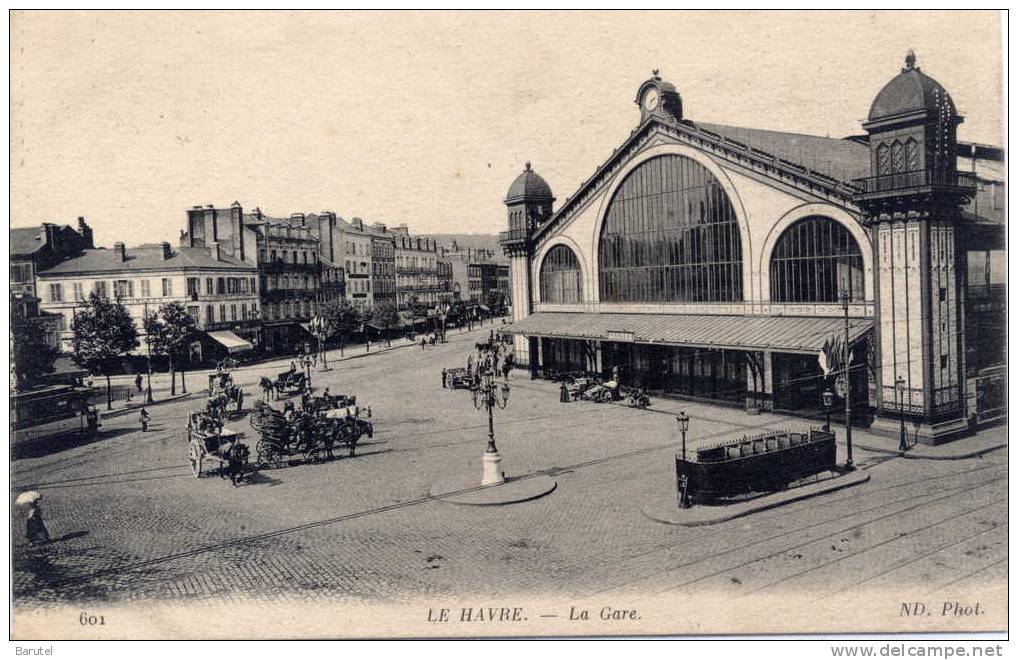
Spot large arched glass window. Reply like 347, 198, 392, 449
769, 215, 864, 303
598, 155, 743, 303
540, 245, 583, 303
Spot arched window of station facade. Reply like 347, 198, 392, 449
539, 244, 583, 303
598, 154, 743, 303
769, 215, 864, 303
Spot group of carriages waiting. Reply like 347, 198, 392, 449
186, 360, 373, 486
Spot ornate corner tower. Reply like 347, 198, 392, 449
854, 51, 975, 444
501, 161, 554, 370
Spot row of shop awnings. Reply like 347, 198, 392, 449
207, 330, 254, 354
505, 312, 873, 355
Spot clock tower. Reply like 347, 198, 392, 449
635, 70, 683, 123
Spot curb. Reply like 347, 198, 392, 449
429, 475, 558, 506
98, 392, 194, 420
642, 471, 870, 527
853, 441, 1008, 461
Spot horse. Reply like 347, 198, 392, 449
259, 376, 276, 401
224, 442, 250, 486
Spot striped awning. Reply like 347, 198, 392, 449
505, 312, 873, 354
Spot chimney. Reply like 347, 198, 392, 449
372, 222, 387, 232
160, 242, 172, 260
114, 242, 127, 262
76, 216, 95, 248
291, 212, 305, 226
352, 217, 364, 231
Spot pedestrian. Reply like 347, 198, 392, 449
25, 499, 50, 545
560, 382, 570, 403
139, 407, 150, 432
502, 361, 511, 380
135, 373, 143, 393
290, 359, 297, 373
442, 368, 448, 388
86, 375, 94, 390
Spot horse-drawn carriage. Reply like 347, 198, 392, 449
186, 410, 250, 484
249, 400, 373, 468
207, 370, 244, 416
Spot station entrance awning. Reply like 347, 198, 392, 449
207, 330, 254, 354
505, 312, 873, 355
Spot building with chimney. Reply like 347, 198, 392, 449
35, 241, 259, 358
10, 217, 95, 298
501, 55, 1004, 444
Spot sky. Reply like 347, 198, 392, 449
9, 10, 1004, 247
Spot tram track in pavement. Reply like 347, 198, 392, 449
27, 434, 1004, 593
592, 474, 1005, 602
569, 459, 1004, 585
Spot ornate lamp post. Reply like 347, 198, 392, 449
471, 349, 511, 486
309, 313, 330, 371
676, 411, 691, 508
840, 286, 854, 470
822, 389, 834, 432
896, 375, 908, 453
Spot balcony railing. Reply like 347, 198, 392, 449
853, 168, 976, 195
499, 229, 529, 243
259, 260, 321, 274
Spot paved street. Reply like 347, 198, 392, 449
11, 325, 1007, 634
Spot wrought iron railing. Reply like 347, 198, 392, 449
853, 168, 975, 194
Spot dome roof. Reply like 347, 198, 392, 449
506, 162, 554, 203
868, 51, 956, 122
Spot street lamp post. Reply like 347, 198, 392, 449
676, 411, 691, 508
471, 343, 511, 486
841, 287, 854, 471
896, 375, 908, 453
822, 389, 834, 432
143, 301, 154, 404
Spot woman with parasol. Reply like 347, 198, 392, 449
16, 491, 50, 545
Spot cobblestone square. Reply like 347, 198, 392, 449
11, 326, 1007, 636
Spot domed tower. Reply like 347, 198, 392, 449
855, 51, 975, 444
501, 162, 554, 372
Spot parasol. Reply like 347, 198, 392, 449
14, 491, 42, 506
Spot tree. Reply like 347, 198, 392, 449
144, 302, 197, 396
12, 319, 58, 387
321, 299, 361, 357
366, 301, 400, 347
72, 293, 139, 409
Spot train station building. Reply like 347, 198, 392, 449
501, 54, 1005, 444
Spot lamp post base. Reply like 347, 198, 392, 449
481, 451, 504, 486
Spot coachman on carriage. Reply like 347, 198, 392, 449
186, 409, 251, 485
207, 369, 244, 416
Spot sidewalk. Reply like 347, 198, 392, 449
516, 376, 1008, 461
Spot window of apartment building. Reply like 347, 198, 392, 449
282, 275, 290, 289
312, 253, 317, 264
219, 304, 226, 323
250, 303, 258, 318
94, 280, 109, 299
249, 277, 256, 293
240, 304, 247, 321
302, 251, 308, 264
271, 249, 277, 262
113, 279, 134, 300
139, 279, 151, 298
11, 263, 32, 283
49, 282, 63, 302
230, 304, 237, 321
206, 305, 214, 324
205, 278, 213, 295
186, 277, 199, 299
292, 251, 298, 263
161, 278, 173, 296
283, 301, 291, 318
258, 249, 267, 263
216, 277, 226, 295
186, 305, 199, 322
72, 282, 84, 300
